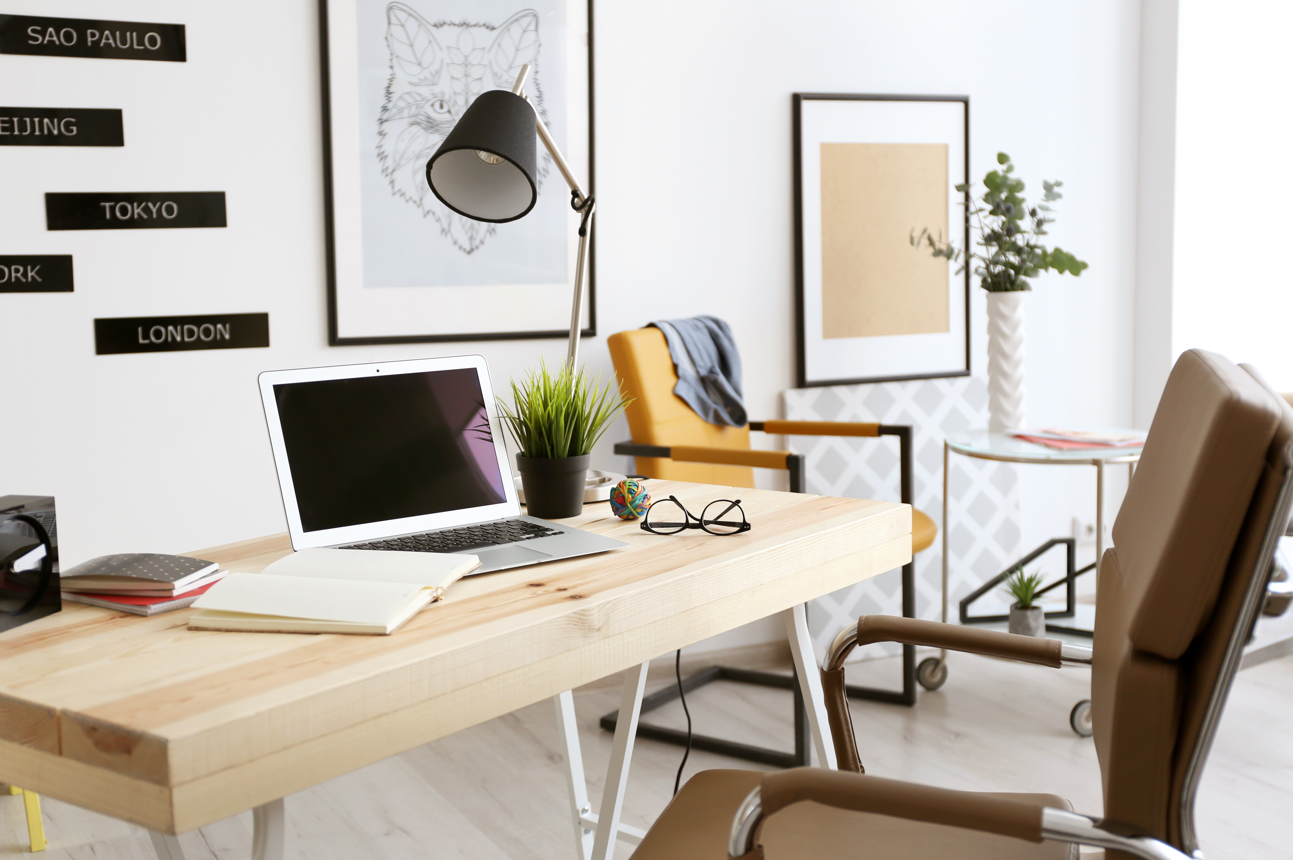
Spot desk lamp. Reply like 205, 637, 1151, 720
425, 63, 593, 369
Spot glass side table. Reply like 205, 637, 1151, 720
928, 432, 1143, 700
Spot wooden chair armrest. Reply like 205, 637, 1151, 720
751, 420, 881, 438
612, 441, 795, 472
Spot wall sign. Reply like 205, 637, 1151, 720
0, 107, 123, 147
0, 15, 185, 62
0, 256, 73, 292
46, 192, 226, 231
95, 314, 270, 355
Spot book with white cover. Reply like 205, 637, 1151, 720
187, 549, 479, 635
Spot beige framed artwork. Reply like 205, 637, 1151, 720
794, 94, 969, 387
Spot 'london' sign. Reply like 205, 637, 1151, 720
95, 314, 270, 355
46, 192, 226, 231
0, 15, 185, 62
0, 107, 123, 147
0, 255, 73, 292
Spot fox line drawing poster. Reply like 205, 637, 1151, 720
322, 0, 593, 344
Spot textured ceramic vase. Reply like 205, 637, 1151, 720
986, 291, 1027, 433
1008, 604, 1045, 637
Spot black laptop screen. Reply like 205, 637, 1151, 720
273, 368, 508, 533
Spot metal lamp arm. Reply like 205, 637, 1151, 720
512, 62, 592, 368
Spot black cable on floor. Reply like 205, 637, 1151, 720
672, 648, 692, 796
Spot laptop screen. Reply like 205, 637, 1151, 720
272, 368, 508, 534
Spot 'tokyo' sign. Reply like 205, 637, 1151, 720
46, 192, 227, 230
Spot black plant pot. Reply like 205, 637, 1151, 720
516, 453, 591, 519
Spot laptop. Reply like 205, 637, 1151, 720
258, 355, 628, 574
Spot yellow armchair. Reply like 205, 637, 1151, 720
603, 327, 939, 768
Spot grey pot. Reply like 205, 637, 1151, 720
1008, 604, 1046, 637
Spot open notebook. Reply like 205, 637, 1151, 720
188, 548, 479, 635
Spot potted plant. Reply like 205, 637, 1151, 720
498, 361, 630, 519
1002, 566, 1046, 637
913, 153, 1088, 432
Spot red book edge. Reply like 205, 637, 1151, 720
62, 581, 220, 607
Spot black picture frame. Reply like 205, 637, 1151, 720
319, 0, 596, 346
793, 93, 970, 388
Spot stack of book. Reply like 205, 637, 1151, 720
61, 553, 226, 616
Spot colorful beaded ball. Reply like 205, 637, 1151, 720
609, 479, 651, 520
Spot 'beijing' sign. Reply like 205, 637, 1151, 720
0, 108, 123, 147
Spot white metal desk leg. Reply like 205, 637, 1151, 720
148, 832, 187, 860
591, 662, 649, 860
783, 603, 837, 770
554, 691, 594, 860
251, 799, 285, 860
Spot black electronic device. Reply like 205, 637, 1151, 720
0, 494, 60, 632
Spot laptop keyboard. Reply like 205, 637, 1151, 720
340, 519, 562, 554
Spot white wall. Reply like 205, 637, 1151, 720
1, 0, 1141, 647
1172, 0, 1293, 389
1133, 0, 1179, 429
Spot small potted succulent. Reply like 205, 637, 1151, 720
1003, 566, 1046, 637
498, 361, 630, 519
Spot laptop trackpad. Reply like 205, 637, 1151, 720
475, 543, 553, 571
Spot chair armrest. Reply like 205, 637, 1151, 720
840, 616, 1067, 668
729, 770, 1046, 856
729, 771, 1192, 860
751, 420, 881, 438
820, 616, 1089, 772
612, 441, 795, 472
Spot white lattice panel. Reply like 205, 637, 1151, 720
781, 376, 1022, 661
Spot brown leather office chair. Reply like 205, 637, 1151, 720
603, 327, 938, 768
629, 349, 1293, 860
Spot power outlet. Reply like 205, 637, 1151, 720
1072, 516, 1111, 546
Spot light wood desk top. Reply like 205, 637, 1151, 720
0, 481, 909, 834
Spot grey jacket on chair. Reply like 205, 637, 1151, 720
648, 316, 746, 427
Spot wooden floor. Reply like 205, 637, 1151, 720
2, 649, 1289, 860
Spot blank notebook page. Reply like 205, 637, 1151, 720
193, 573, 432, 626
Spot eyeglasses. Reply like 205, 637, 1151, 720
641, 496, 750, 536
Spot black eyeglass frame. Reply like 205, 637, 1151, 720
640, 495, 751, 536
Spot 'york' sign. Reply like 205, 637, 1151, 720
46, 192, 226, 231
0, 15, 186, 62
0, 256, 73, 292
95, 314, 270, 355
0, 108, 123, 147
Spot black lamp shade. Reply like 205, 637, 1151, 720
426, 90, 538, 223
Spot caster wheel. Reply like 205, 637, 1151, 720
916, 657, 948, 691
1070, 699, 1094, 737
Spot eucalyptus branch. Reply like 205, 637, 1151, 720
912, 153, 1088, 292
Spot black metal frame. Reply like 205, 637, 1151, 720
958, 537, 1096, 638
792, 93, 971, 388
319, 0, 597, 346
600, 424, 921, 767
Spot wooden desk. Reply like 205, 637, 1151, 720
0, 481, 909, 859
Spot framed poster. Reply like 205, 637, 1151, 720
793, 93, 970, 387
320, 0, 594, 345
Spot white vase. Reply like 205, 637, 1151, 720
986, 291, 1026, 433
